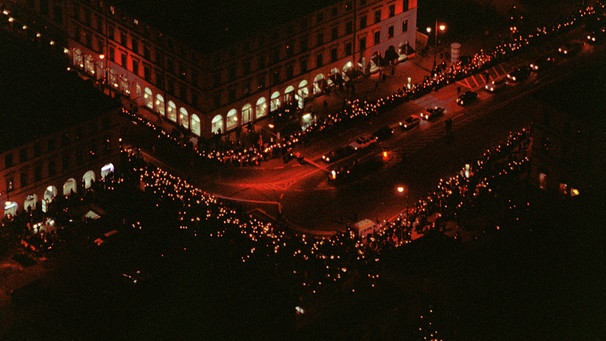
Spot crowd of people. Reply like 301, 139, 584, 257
118, 3, 599, 169
1, 2, 601, 328
127, 125, 532, 300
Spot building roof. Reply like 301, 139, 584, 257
0, 31, 118, 153
114, 0, 341, 52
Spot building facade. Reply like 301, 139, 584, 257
0, 108, 125, 217
2, 0, 417, 139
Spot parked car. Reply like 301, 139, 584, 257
456, 91, 478, 106
557, 42, 582, 56
529, 56, 555, 72
399, 114, 421, 130
372, 126, 394, 141
349, 135, 377, 151
586, 27, 606, 43
506, 65, 531, 82
484, 78, 507, 93
421, 106, 445, 120
322, 145, 355, 163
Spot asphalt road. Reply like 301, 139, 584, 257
188, 23, 603, 233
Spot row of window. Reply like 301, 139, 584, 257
3, 117, 112, 169
3, 136, 117, 193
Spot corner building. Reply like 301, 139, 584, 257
3, 0, 417, 140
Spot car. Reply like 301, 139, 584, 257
322, 145, 355, 163
557, 42, 582, 56
399, 114, 421, 130
484, 78, 507, 93
456, 91, 478, 106
586, 27, 606, 43
506, 65, 531, 82
349, 135, 377, 151
529, 56, 555, 72
421, 106, 445, 120
372, 126, 394, 141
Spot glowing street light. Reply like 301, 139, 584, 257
427, 20, 446, 71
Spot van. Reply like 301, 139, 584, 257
353, 219, 378, 238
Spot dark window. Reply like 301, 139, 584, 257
360, 15, 367, 28
286, 64, 294, 79
131, 37, 139, 53
143, 65, 151, 81
374, 10, 381, 23
20, 171, 29, 187
34, 165, 42, 182
271, 49, 279, 64
120, 31, 126, 44
34, 143, 41, 156
300, 58, 308, 73
62, 154, 70, 170
317, 12, 324, 23
388, 26, 394, 38
389, 5, 395, 17
345, 42, 352, 56
242, 80, 251, 95
143, 43, 151, 58
331, 7, 338, 17
286, 43, 293, 57
360, 37, 367, 51
53, 5, 63, 23
300, 36, 308, 52
167, 78, 175, 94
76, 148, 83, 164
48, 160, 56, 176
228, 87, 236, 102
346, 21, 353, 34
120, 52, 127, 67
243, 60, 250, 74
19, 149, 27, 163
403, 0, 409, 11
316, 54, 323, 67
167, 58, 174, 73
6, 178, 13, 192
272, 69, 280, 85
5, 153, 13, 167
331, 48, 338, 62
132, 59, 139, 74
374, 31, 381, 45
228, 66, 236, 81
332, 27, 338, 40
213, 93, 221, 108
402, 20, 408, 32
192, 71, 199, 87
317, 33, 324, 46
257, 74, 266, 89
180, 86, 187, 100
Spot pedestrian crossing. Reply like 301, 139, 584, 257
456, 64, 508, 90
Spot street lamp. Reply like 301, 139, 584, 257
426, 20, 446, 71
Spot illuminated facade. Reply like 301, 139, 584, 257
2, 0, 417, 139
0, 28, 126, 217
0, 108, 125, 217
